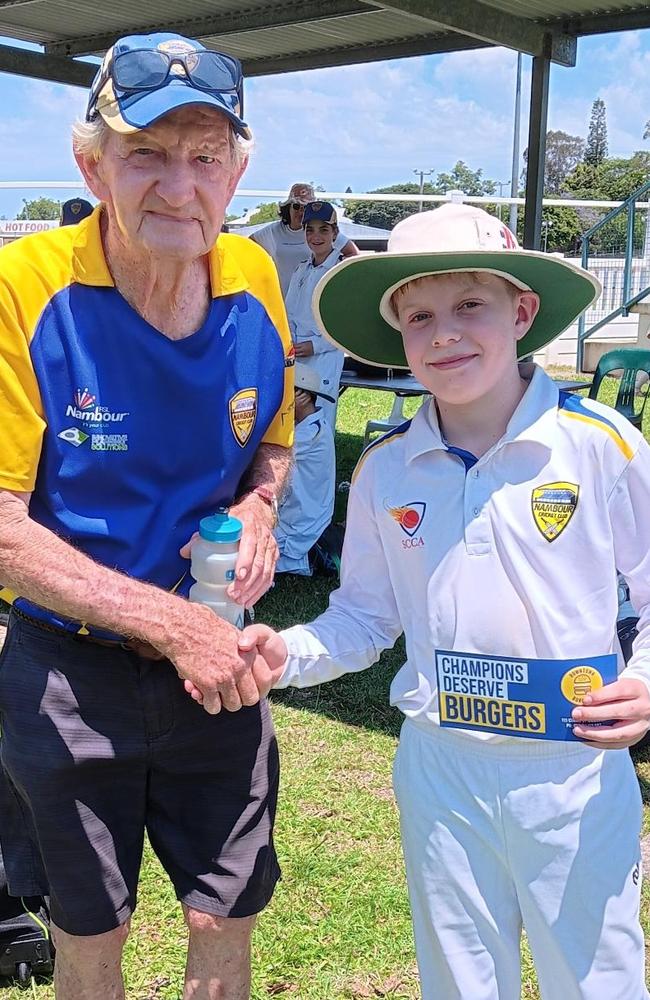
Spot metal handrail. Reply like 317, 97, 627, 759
577, 176, 650, 371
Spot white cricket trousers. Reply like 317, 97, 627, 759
393, 719, 648, 1000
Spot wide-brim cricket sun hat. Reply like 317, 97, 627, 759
312, 203, 602, 367
89, 32, 250, 139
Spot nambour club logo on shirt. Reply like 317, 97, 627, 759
58, 388, 130, 451
229, 388, 258, 447
75, 388, 95, 409
66, 388, 129, 423
385, 500, 426, 548
531, 482, 579, 542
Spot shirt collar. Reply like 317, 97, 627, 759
311, 246, 339, 269
404, 363, 560, 465
209, 234, 249, 298
71, 206, 113, 287
71, 206, 249, 299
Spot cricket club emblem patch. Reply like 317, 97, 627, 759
531, 482, 579, 542
229, 388, 258, 447
386, 501, 426, 537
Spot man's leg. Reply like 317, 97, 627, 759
146, 685, 279, 1000
183, 908, 255, 1000
0, 617, 148, 991
51, 921, 129, 1000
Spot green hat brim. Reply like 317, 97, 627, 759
313, 250, 601, 368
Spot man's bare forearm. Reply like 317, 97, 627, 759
0, 491, 191, 649
238, 442, 293, 501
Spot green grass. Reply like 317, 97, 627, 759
3, 369, 650, 998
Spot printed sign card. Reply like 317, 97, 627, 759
436, 649, 617, 741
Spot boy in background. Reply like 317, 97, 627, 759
251, 183, 357, 296
285, 202, 346, 428
275, 363, 335, 577
236, 204, 650, 999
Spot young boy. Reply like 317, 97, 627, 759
235, 204, 650, 999
284, 201, 346, 428
251, 182, 356, 296
275, 363, 336, 576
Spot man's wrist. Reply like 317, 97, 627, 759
240, 486, 279, 527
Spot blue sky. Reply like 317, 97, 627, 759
1, 28, 650, 218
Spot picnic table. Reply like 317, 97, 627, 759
339, 369, 591, 397
339, 369, 591, 444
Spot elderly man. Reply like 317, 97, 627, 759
0, 31, 293, 1000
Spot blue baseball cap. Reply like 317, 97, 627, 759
87, 32, 250, 139
303, 201, 337, 225
60, 198, 94, 226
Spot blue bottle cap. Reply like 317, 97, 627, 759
198, 510, 242, 543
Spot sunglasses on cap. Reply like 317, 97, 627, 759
86, 48, 243, 120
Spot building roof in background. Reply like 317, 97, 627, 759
234, 214, 391, 242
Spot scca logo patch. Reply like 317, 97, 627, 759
531, 482, 579, 542
229, 388, 258, 447
388, 502, 426, 536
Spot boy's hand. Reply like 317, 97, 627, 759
239, 625, 288, 697
571, 677, 650, 749
294, 341, 314, 358
183, 626, 288, 704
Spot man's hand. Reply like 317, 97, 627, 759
227, 494, 279, 606
183, 624, 287, 706
239, 624, 288, 697
162, 603, 259, 715
572, 677, 650, 749
179, 494, 278, 609
294, 341, 314, 358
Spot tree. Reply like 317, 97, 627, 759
565, 153, 650, 203
584, 98, 608, 167
344, 164, 497, 230
564, 153, 650, 254
247, 202, 278, 225
515, 203, 584, 254
522, 131, 585, 195
344, 183, 427, 230
435, 161, 496, 197
17, 197, 62, 220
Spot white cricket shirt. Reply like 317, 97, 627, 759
279, 365, 650, 741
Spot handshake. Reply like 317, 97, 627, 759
182, 624, 288, 711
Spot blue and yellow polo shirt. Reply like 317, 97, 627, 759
0, 208, 294, 622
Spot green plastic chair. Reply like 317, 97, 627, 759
588, 348, 650, 430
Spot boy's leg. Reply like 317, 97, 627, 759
504, 746, 648, 1000
393, 722, 523, 1000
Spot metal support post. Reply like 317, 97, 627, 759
523, 48, 551, 249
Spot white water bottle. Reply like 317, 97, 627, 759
188, 509, 245, 629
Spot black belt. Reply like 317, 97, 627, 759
11, 608, 165, 660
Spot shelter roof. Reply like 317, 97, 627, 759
1, 1, 649, 87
